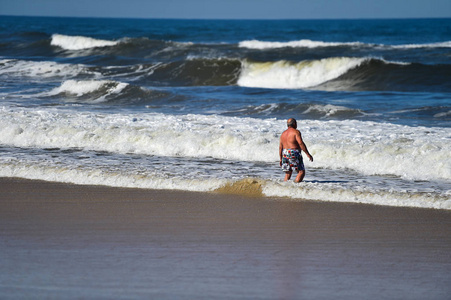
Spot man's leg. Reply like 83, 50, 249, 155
294, 170, 305, 183
284, 170, 292, 181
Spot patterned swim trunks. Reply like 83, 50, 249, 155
281, 149, 304, 172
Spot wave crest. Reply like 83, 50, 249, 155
238, 57, 368, 89
48, 80, 128, 103
51, 34, 118, 50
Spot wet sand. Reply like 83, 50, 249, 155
1, 177, 450, 299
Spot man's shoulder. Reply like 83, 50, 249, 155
282, 128, 301, 138
289, 128, 301, 135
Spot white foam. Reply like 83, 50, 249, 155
47, 80, 128, 102
237, 57, 367, 89
238, 39, 451, 50
263, 181, 451, 210
0, 59, 98, 78
0, 160, 225, 192
51, 34, 118, 50
0, 109, 449, 182
434, 110, 451, 118
239, 39, 363, 49
391, 41, 451, 49
302, 104, 363, 117
0, 158, 448, 210
307, 120, 451, 181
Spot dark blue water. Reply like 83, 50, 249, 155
1, 16, 450, 126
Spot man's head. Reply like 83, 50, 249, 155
287, 118, 297, 128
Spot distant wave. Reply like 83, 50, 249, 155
43, 79, 176, 105
389, 106, 451, 120
49, 34, 194, 54
239, 39, 451, 50
231, 103, 365, 119
47, 80, 129, 103
0, 59, 99, 78
239, 39, 364, 49
390, 41, 451, 49
51, 34, 119, 50
434, 110, 451, 118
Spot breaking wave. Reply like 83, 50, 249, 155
47, 80, 129, 103
1, 109, 450, 182
238, 57, 451, 92
2, 56, 450, 93
44, 79, 171, 105
237, 57, 368, 89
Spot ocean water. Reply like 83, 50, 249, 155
0, 16, 450, 209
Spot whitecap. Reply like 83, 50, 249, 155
51, 34, 118, 50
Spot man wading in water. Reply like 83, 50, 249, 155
279, 118, 313, 182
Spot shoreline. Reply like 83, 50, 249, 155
1, 176, 450, 299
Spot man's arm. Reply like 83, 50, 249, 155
279, 137, 284, 166
296, 130, 313, 162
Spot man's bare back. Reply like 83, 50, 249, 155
279, 118, 313, 182
280, 127, 303, 150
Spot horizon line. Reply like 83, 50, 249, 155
1, 14, 450, 21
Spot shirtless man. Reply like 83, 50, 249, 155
279, 118, 313, 182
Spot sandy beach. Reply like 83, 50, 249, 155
1, 177, 450, 299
